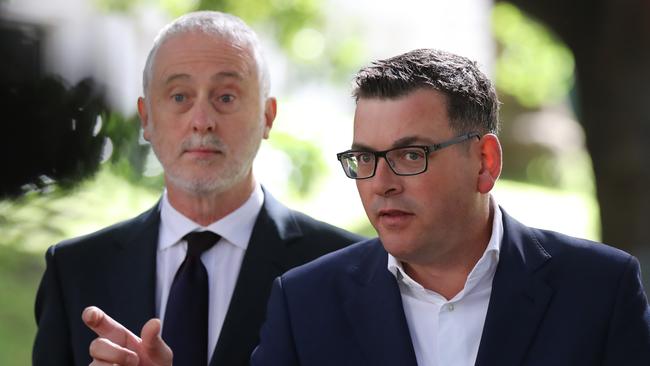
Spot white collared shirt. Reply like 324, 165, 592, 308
387, 197, 503, 366
156, 184, 264, 362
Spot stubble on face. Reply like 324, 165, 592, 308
144, 109, 264, 197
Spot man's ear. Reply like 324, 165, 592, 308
262, 97, 277, 139
137, 97, 150, 141
476, 134, 502, 194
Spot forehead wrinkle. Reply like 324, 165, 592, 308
154, 37, 256, 80
162, 70, 247, 85
211, 71, 244, 82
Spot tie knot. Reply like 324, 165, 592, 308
183, 231, 220, 257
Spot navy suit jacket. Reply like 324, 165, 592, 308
252, 208, 650, 365
33, 190, 363, 366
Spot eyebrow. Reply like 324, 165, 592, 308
350, 135, 435, 151
211, 71, 244, 82
164, 71, 244, 85
164, 73, 190, 85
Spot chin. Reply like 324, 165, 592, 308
169, 173, 232, 195
379, 232, 405, 252
380, 229, 422, 254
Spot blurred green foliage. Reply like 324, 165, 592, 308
94, 0, 132, 13
102, 112, 165, 190
492, 2, 575, 108
94, 0, 325, 50
267, 131, 328, 197
96, 0, 364, 82
0, 168, 159, 366
0, 246, 43, 366
198, 0, 365, 81
95, 0, 198, 14
491, 3, 595, 195
0, 169, 160, 252
199, 0, 322, 45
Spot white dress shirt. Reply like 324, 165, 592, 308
156, 184, 264, 362
387, 197, 503, 366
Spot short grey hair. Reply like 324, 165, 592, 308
142, 11, 271, 98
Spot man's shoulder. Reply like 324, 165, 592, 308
287, 208, 365, 242
49, 204, 159, 257
529, 225, 633, 268
260, 189, 365, 247
281, 238, 383, 284
533, 229, 640, 286
503, 209, 635, 274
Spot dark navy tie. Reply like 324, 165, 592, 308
162, 231, 220, 366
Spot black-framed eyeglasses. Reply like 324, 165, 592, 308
336, 132, 480, 179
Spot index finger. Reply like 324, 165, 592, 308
83, 306, 142, 351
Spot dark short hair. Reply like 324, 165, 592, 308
352, 48, 499, 134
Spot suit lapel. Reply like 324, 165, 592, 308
475, 209, 553, 366
210, 190, 300, 366
107, 203, 160, 334
344, 240, 419, 366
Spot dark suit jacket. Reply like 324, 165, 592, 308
251, 208, 650, 366
33, 189, 363, 366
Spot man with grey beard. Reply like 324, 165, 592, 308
32, 11, 362, 366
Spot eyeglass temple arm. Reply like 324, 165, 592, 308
431, 132, 481, 151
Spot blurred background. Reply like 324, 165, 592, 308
1, 0, 648, 364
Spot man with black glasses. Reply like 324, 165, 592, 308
251, 48, 650, 365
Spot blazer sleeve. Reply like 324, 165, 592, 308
603, 256, 650, 365
33, 246, 75, 366
250, 277, 300, 366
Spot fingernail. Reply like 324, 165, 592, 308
82, 307, 93, 322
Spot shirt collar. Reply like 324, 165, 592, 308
159, 184, 264, 251
387, 195, 503, 299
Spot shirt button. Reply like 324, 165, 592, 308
448, 303, 455, 311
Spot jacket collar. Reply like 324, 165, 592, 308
344, 239, 419, 366
475, 207, 553, 366
108, 202, 161, 332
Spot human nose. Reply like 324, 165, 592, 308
370, 156, 403, 197
190, 97, 217, 133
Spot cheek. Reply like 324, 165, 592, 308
227, 123, 257, 147
415, 177, 468, 222
147, 124, 179, 155
250, 117, 271, 142
405, 177, 451, 215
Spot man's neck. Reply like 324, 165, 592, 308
166, 178, 256, 226
402, 244, 486, 300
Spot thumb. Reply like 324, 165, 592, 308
140, 319, 173, 366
